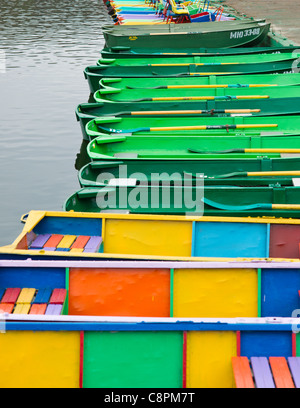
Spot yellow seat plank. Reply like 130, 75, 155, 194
56, 235, 77, 249
16, 288, 36, 304
13, 303, 31, 314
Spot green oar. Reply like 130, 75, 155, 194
188, 148, 300, 154
202, 197, 300, 211
97, 123, 278, 134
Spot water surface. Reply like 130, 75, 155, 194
0, 0, 110, 245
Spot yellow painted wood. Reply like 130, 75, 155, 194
13, 303, 31, 314
57, 235, 77, 249
0, 331, 80, 388
70, 248, 84, 253
16, 288, 36, 304
187, 331, 237, 388
173, 268, 257, 317
104, 219, 192, 257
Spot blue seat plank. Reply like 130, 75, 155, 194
288, 357, 300, 388
32, 288, 52, 304
251, 357, 275, 388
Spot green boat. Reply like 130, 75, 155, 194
76, 98, 300, 140
98, 73, 300, 91
87, 133, 300, 161
84, 59, 297, 93
101, 45, 300, 58
93, 84, 300, 103
102, 20, 271, 49
85, 115, 300, 137
79, 157, 300, 188
97, 52, 300, 67
64, 184, 300, 218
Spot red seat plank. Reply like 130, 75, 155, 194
232, 357, 255, 388
269, 357, 295, 388
1, 288, 21, 304
49, 288, 67, 304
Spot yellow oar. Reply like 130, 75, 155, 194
129, 109, 261, 115
134, 95, 270, 102
188, 148, 300, 154
157, 84, 277, 89
149, 62, 241, 66
212, 171, 300, 179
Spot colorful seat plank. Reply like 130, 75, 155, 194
287, 357, 300, 388
13, 303, 31, 314
83, 236, 102, 253
29, 304, 47, 315
1, 288, 21, 304
56, 235, 77, 249
16, 288, 36, 304
42, 234, 64, 249
32, 288, 52, 304
0, 303, 14, 313
250, 357, 275, 388
269, 357, 295, 388
232, 357, 255, 388
30, 234, 51, 249
49, 289, 67, 305
45, 304, 63, 315
71, 236, 91, 249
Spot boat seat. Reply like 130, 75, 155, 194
1, 288, 21, 303
29, 234, 102, 253
16, 288, 36, 304
45, 304, 63, 315
232, 356, 298, 388
33, 288, 52, 304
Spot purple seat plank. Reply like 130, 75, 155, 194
45, 304, 63, 315
251, 357, 275, 388
84, 236, 102, 253
288, 357, 300, 388
30, 234, 51, 249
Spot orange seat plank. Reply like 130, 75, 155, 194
269, 357, 295, 388
232, 357, 255, 388
29, 304, 47, 315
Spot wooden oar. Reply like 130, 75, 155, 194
202, 198, 300, 211
127, 95, 270, 102
97, 123, 278, 134
126, 84, 277, 89
148, 62, 241, 66
188, 148, 300, 154
123, 109, 261, 116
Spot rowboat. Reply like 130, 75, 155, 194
93, 84, 300, 103
98, 73, 300, 91
78, 157, 300, 187
76, 97, 300, 140
85, 115, 300, 137
84, 60, 297, 93
64, 184, 300, 218
102, 20, 271, 48
3, 210, 300, 261
97, 52, 300, 66
101, 44, 300, 58
1, 258, 300, 388
86, 133, 300, 160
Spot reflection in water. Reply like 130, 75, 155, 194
0, 0, 110, 245
75, 139, 90, 171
